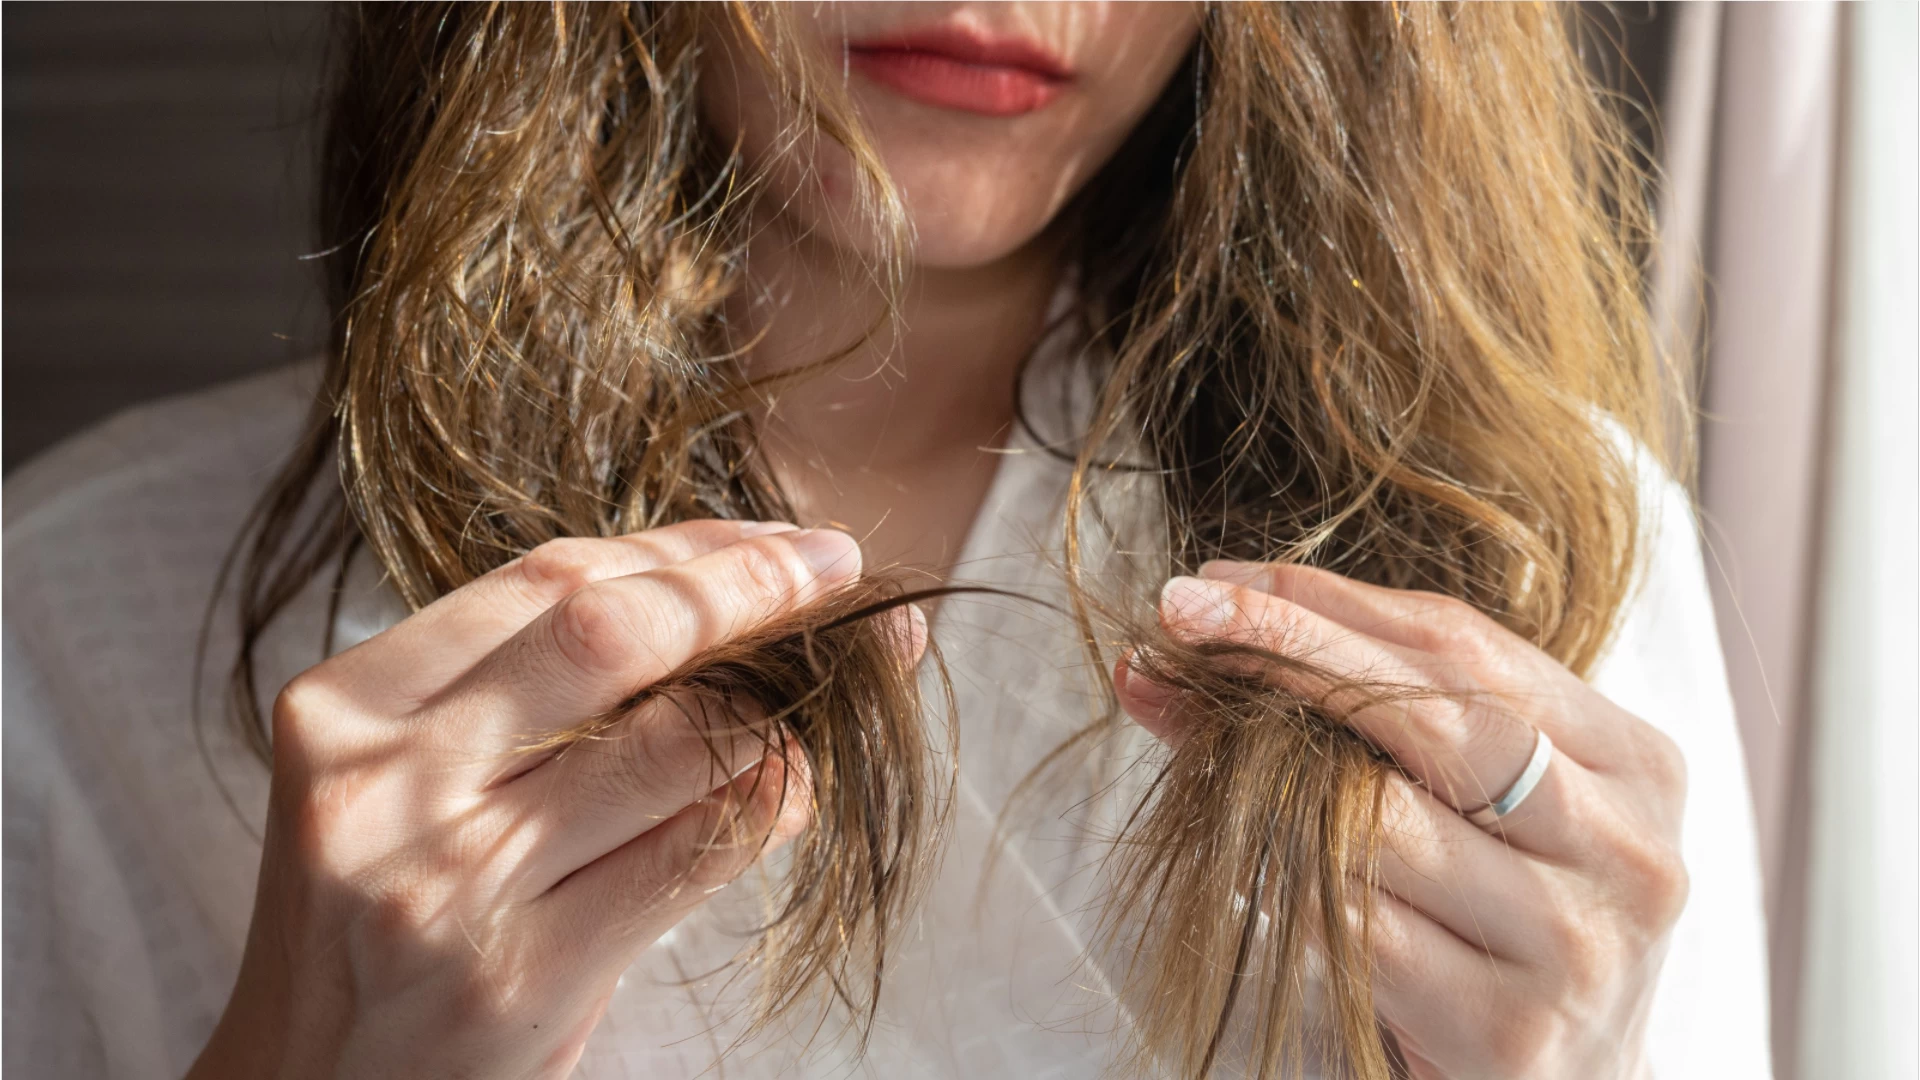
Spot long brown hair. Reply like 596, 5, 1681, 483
223, 3, 1675, 1076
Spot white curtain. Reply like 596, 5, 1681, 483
1689, 6, 1841, 1069
1797, 5, 1919, 1079
1659, 4, 1918, 1077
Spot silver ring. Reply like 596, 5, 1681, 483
1465, 729, 1554, 829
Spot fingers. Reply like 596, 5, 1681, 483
1361, 878, 1658, 1079
1155, 574, 1542, 810
1142, 573, 1600, 859
503, 691, 790, 892
1199, 561, 1458, 655
325, 520, 799, 707
1373, 773, 1562, 961
1197, 562, 1620, 771
442, 527, 864, 758
453, 521, 801, 642
537, 751, 811, 965
1112, 650, 1182, 741
1358, 890, 1511, 1074
893, 599, 933, 670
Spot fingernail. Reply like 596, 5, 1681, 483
787, 528, 861, 581
883, 602, 930, 663
905, 602, 929, 654
1161, 575, 1237, 635
738, 521, 800, 537
1198, 560, 1269, 589
1116, 651, 1177, 713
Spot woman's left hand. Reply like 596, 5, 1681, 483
1113, 561, 1690, 1080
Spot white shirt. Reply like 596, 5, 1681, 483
3, 364, 1773, 1078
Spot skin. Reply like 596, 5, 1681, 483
191, 5, 1199, 1078
700, 1, 1202, 575
191, 3, 1687, 1077
1115, 565, 1688, 1079
190, 521, 894, 1077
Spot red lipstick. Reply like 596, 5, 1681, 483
844, 25, 1072, 117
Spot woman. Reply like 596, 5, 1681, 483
3, 3, 1772, 1078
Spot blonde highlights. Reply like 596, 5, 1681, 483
228, 3, 1673, 1075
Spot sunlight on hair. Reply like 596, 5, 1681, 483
216, 3, 1677, 1076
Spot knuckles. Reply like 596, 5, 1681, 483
1402, 591, 1498, 660
1537, 904, 1617, 1001
1635, 722, 1691, 804
1613, 828, 1692, 932
1532, 826, 1687, 1000
270, 669, 341, 756
542, 536, 821, 681
1483, 832, 1686, 1072
358, 874, 462, 941
1591, 724, 1691, 931
516, 538, 615, 602
722, 538, 808, 615
548, 583, 654, 678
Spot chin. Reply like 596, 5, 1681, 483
770, 142, 1059, 271
896, 194, 1058, 270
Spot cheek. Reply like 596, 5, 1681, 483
694, 30, 898, 259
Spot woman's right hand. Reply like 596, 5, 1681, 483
187, 521, 892, 1080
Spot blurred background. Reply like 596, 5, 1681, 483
3, 5, 1915, 1078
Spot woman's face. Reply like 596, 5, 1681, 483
700, 2, 1202, 269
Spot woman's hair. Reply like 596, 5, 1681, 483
221, 3, 1676, 1076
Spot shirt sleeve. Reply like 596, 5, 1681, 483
1588, 465, 1775, 1079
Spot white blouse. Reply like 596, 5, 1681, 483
3, 363, 1773, 1078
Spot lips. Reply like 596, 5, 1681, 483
843, 25, 1072, 117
